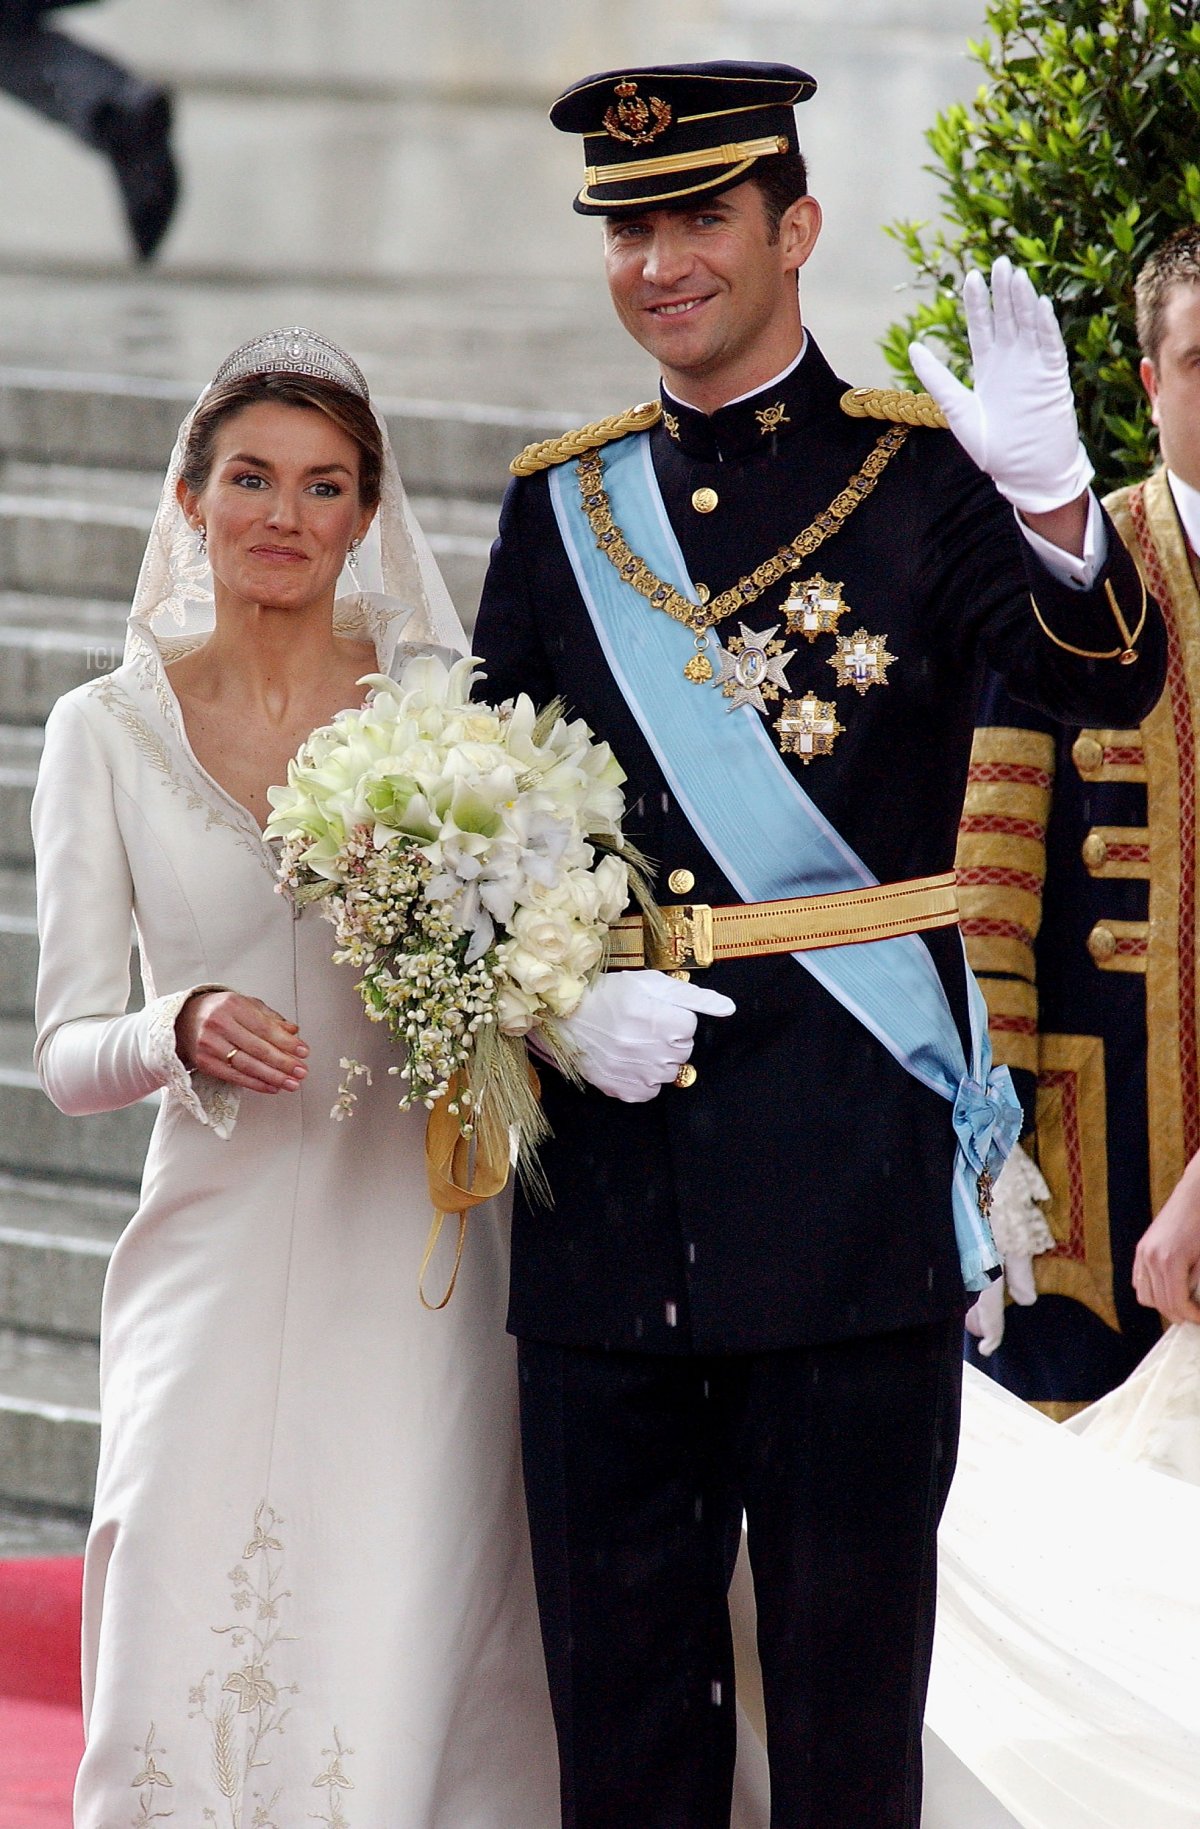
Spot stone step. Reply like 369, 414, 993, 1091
0, 367, 561, 503
0, 865, 36, 1019
0, 474, 495, 627
0, 1325, 99, 1511
0, 725, 39, 869
0, 1498, 89, 1553
0, 484, 150, 602
0, 1019, 153, 1190
0, 1171, 125, 1342
0, 590, 127, 725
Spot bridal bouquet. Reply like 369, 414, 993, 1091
264, 654, 644, 1172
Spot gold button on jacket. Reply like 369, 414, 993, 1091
1072, 734, 1104, 775
668, 868, 696, 894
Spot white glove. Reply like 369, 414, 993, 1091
909, 256, 1093, 514
965, 1143, 1054, 1355
554, 969, 736, 1103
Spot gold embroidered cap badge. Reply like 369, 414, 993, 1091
604, 80, 673, 145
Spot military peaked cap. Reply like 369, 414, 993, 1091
550, 60, 817, 216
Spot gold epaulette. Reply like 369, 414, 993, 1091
840, 386, 948, 431
509, 400, 662, 477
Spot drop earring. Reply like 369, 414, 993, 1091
196, 523, 207, 558
347, 536, 362, 583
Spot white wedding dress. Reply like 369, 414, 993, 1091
32, 384, 561, 1826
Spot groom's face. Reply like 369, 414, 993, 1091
601, 180, 818, 395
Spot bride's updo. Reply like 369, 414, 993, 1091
179, 337, 385, 511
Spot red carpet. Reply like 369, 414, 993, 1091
0, 1560, 83, 1829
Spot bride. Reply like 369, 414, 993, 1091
32, 329, 560, 1825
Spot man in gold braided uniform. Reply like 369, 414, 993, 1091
962, 226, 1200, 1410
472, 60, 1163, 1829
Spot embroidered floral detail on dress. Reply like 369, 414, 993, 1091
88, 676, 261, 856
190, 1503, 299, 1827
88, 674, 277, 878
312, 1729, 356, 1827
145, 989, 240, 1139
130, 1722, 175, 1823
180, 1503, 356, 1825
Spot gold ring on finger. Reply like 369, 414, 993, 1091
225, 1046, 240, 1065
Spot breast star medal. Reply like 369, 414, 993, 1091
828, 627, 896, 695
714, 623, 795, 713
783, 574, 849, 641
775, 694, 845, 763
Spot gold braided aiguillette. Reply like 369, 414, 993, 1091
1029, 573, 1148, 665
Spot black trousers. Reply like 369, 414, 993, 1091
0, 19, 138, 150
518, 1318, 963, 1829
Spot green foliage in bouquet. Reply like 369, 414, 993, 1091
883, 0, 1200, 494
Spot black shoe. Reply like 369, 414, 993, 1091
96, 85, 179, 262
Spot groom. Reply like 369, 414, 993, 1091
473, 59, 1163, 1828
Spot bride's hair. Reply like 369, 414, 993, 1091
179, 373, 385, 510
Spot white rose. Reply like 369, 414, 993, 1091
496, 982, 540, 1035
510, 904, 575, 967
500, 943, 560, 997
564, 933, 603, 982
540, 970, 589, 1019
592, 854, 630, 926
560, 868, 602, 926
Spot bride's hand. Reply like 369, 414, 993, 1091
175, 990, 308, 1093
1133, 1151, 1200, 1326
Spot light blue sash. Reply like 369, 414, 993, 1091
550, 433, 1019, 1290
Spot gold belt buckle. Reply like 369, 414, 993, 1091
654, 903, 715, 971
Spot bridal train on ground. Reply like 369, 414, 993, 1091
731, 1325, 1200, 1829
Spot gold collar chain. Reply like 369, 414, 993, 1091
575, 423, 909, 635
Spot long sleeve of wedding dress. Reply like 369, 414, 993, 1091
33, 691, 236, 1131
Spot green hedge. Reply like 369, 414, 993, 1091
883, 0, 1200, 494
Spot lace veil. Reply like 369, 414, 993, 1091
124, 327, 467, 670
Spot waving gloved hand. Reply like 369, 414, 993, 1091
551, 969, 736, 1102
909, 256, 1093, 515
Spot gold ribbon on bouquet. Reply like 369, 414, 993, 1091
419, 1065, 540, 1309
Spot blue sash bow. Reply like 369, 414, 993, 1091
549, 432, 1019, 1290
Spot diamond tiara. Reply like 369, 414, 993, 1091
208, 328, 370, 401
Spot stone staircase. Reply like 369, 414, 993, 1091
0, 366, 555, 1537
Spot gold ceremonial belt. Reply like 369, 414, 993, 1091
607, 872, 960, 972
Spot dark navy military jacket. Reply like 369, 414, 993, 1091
473, 337, 1165, 1355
